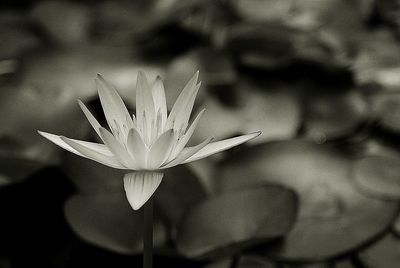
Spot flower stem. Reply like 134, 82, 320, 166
143, 196, 154, 268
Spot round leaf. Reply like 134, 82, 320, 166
304, 91, 368, 141
193, 82, 300, 145
359, 234, 400, 268
218, 140, 398, 261
177, 185, 298, 258
156, 165, 208, 231
65, 193, 166, 255
62, 153, 125, 194
353, 156, 400, 199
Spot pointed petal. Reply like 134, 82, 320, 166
124, 172, 163, 210
172, 82, 201, 131
161, 137, 212, 169
59, 136, 126, 169
127, 128, 148, 169
136, 71, 155, 134
38, 131, 84, 156
77, 100, 103, 140
182, 131, 261, 164
96, 74, 133, 138
99, 127, 136, 169
170, 108, 205, 159
151, 76, 167, 128
147, 129, 175, 169
166, 71, 200, 130
39, 131, 113, 156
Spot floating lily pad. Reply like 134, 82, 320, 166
303, 91, 369, 141
155, 165, 208, 234
218, 140, 398, 261
193, 82, 300, 145
62, 153, 125, 194
177, 185, 298, 259
353, 156, 400, 199
187, 158, 218, 194
65, 192, 166, 255
19, 48, 164, 106
359, 234, 400, 268
227, 24, 296, 69
166, 48, 236, 94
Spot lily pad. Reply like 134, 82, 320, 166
62, 152, 125, 194
353, 156, 400, 199
0, 83, 90, 165
193, 82, 300, 145
65, 192, 166, 255
359, 234, 400, 268
177, 185, 298, 259
227, 24, 296, 69
155, 165, 208, 235
165, 48, 236, 92
303, 91, 369, 141
19, 48, 164, 106
218, 140, 398, 261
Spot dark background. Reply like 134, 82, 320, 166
1, 0, 400, 267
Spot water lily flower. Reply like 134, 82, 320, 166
38, 71, 260, 210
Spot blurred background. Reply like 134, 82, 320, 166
1, 0, 400, 267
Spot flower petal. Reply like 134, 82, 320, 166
161, 137, 212, 169
127, 128, 148, 169
147, 129, 175, 169
151, 76, 167, 128
136, 71, 155, 136
96, 74, 133, 140
59, 136, 126, 169
169, 108, 205, 160
38, 131, 84, 156
77, 100, 103, 141
124, 172, 163, 210
99, 127, 136, 169
182, 131, 262, 164
166, 71, 200, 131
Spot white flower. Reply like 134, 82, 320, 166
39, 71, 260, 210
